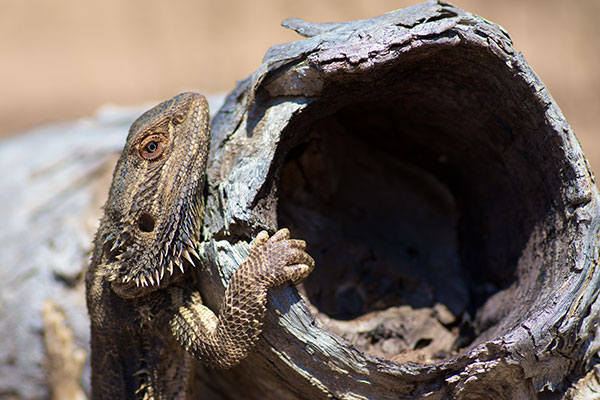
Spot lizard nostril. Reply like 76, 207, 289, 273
138, 212, 156, 233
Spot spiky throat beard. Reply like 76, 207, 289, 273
102, 193, 204, 299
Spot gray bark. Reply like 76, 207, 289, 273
1, 1, 598, 399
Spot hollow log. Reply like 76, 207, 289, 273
190, 1, 600, 399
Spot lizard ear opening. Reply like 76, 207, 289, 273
138, 212, 156, 233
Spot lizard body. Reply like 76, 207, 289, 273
86, 92, 314, 399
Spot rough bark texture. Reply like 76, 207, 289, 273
1, 2, 599, 399
191, 2, 600, 399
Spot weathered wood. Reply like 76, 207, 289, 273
191, 1, 600, 399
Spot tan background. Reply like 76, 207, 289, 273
2, 0, 599, 170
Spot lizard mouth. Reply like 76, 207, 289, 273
138, 212, 156, 233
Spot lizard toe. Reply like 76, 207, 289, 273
269, 228, 290, 242
251, 230, 270, 250
284, 263, 314, 285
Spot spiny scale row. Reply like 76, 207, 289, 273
120, 243, 201, 288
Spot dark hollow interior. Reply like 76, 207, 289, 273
276, 44, 566, 359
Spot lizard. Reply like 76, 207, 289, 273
85, 92, 315, 399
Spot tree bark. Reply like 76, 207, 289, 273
191, 1, 600, 399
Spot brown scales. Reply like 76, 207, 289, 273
86, 92, 315, 399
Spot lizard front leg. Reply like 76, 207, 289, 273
170, 228, 314, 368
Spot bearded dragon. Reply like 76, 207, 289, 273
86, 92, 314, 399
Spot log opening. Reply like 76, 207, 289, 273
277, 43, 566, 363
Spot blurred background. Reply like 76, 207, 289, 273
2, 0, 599, 169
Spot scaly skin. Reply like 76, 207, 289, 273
86, 92, 314, 399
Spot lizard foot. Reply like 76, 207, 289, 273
247, 228, 315, 287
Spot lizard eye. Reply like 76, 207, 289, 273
173, 113, 185, 125
139, 135, 166, 160
146, 141, 158, 152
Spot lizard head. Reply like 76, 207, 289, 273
96, 92, 210, 297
